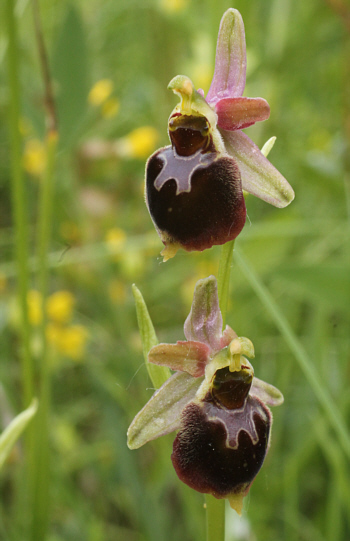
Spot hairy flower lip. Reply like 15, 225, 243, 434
171, 395, 271, 514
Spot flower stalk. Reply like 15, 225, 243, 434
6, 0, 33, 410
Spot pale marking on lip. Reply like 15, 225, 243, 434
154, 147, 217, 195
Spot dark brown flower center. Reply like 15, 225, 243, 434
168, 114, 211, 156
210, 366, 253, 409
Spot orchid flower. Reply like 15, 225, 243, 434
145, 8, 294, 261
127, 276, 283, 514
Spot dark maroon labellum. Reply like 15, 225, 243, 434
145, 113, 246, 253
171, 397, 271, 499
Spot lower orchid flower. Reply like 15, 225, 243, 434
145, 8, 294, 261
127, 276, 283, 514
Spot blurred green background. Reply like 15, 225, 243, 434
1, 0, 350, 540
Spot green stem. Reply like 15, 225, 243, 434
217, 240, 235, 327
30, 132, 57, 541
206, 495, 225, 541
6, 0, 33, 408
205, 241, 236, 541
234, 249, 350, 460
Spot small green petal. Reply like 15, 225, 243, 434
261, 136, 276, 158
184, 276, 223, 351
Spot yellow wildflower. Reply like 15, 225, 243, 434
88, 79, 113, 106
23, 139, 46, 177
108, 279, 127, 304
27, 290, 43, 326
105, 228, 126, 252
47, 291, 75, 324
119, 250, 145, 278
101, 97, 120, 118
56, 325, 89, 361
46, 322, 62, 349
120, 126, 159, 159
160, 0, 187, 13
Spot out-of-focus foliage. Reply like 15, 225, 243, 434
0, 0, 349, 540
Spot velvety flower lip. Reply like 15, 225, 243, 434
127, 276, 284, 514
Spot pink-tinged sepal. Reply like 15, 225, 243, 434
184, 276, 223, 352
216, 97, 270, 131
222, 129, 295, 208
206, 8, 247, 104
220, 325, 238, 348
148, 340, 210, 377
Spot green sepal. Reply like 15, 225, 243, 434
0, 398, 38, 470
132, 284, 171, 389
127, 371, 203, 449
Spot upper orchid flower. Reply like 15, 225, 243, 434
127, 276, 284, 514
145, 9, 294, 261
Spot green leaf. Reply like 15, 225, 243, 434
0, 398, 38, 470
132, 284, 171, 389
127, 372, 202, 450
51, 5, 89, 148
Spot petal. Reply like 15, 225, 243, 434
206, 9, 247, 104
127, 371, 203, 450
250, 377, 284, 407
220, 325, 238, 348
216, 97, 270, 131
222, 129, 295, 208
184, 276, 223, 351
148, 341, 211, 377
